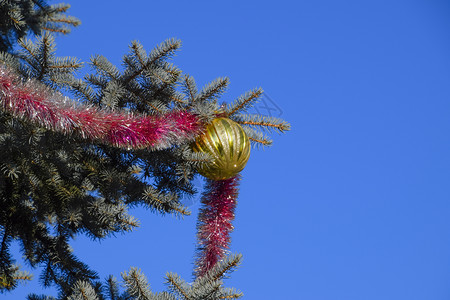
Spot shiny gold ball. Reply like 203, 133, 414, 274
192, 117, 251, 180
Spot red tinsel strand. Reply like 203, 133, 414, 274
0, 65, 202, 150
195, 175, 241, 277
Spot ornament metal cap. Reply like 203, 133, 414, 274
192, 118, 251, 180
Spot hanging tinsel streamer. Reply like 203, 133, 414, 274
195, 175, 241, 277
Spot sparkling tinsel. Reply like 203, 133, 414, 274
0, 65, 202, 150
195, 175, 241, 277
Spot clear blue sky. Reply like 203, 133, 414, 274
11, 0, 450, 299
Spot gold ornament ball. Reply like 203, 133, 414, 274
192, 117, 251, 180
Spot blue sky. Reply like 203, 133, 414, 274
10, 0, 450, 299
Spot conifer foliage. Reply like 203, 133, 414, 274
0, 1, 289, 298
0, 0, 80, 52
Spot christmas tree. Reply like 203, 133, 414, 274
0, 1, 289, 299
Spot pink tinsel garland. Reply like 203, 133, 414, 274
195, 175, 241, 277
0, 66, 202, 149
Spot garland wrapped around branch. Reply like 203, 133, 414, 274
0, 65, 203, 150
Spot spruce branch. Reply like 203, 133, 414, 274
225, 88, 263, 116
142, 186, 190, 216
130, 41, 148, 68
68, 78, 96, 103
37, 33, 51, 80
0, 1, 79, 52
41, 24, 71, 34
181, 149, 213, 165
24, 254, 243, 299
196, 77, 229, 103
218, 292, 243, 299
0, 52, 21, 72
182, 75, 198, 104
50, 57, 83, 70
106, 275, 120, 300
122, 268, 153, 300
123, 39, 181, 84
40, 3, 81, 35
190, 280, 222, 300
18, 33, 82, 86
67, 281, 99, 300
101, 81, 125, 110
231, 114, 291, 133
241, 126, 273, 147
205, 254, 242, 283
0, 226, 13, 288
90, 55, 120, 81
148, 38, 181, 64
46, 16, 80, 26
165, 273, 190, 300
18, 37, 40, 69
7, 9, 25, 29
169, 91, 187, 105
248, 136, 272, 146
0, 264, 33, 292
51, 3, 71, 13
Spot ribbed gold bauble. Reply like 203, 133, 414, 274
192, 117, 251, 180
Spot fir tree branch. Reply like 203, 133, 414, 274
169, 93, 186, 104
146, 101, 162, 113
196, 77, 229, 103
18, 38, 39, 65
8, 15, 22, 27
52, 3, 70, 13
248, 136, 272, 146
219, 294, 243, 299
0, 267, 33, 291
15, 274, 32, 282
239, 125, 273, 147
183, 75, 197, 104
90, 55, 120, 81
130, 41, 147, 69
124, 39, 181, 84
226, 88, 263, 117
68, 281, 99, 300
41, 26, 70, 34
142, 187, 190, 216
106, 276, 119, 300
209, 254, 242, 283
242, 120, 286, 131
166, 273, 190, 300
122, 268, 153, 300
37, 33, 51, 80
232, 114, 291, 133
0, 1, 79, 52
48, 63, 82, 70
47, 17, 81, 26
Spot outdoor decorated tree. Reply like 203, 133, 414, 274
0, 1, 289, 299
